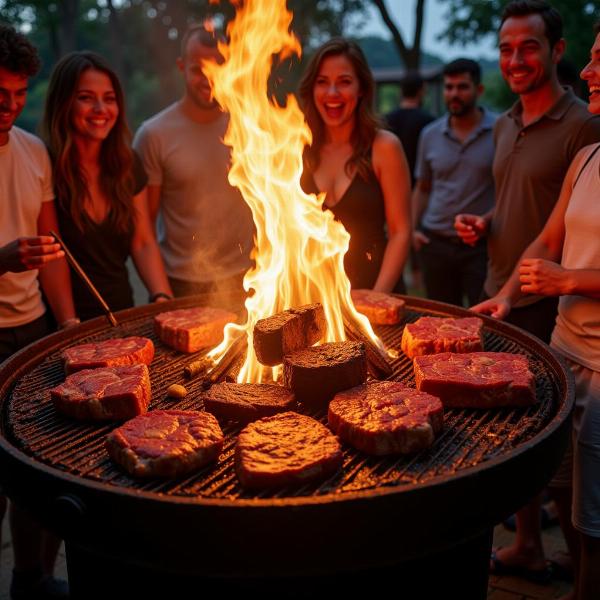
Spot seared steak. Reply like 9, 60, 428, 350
63, 337, 155, 374
202, 382, 296, 423
50, 364, 150, 421
106, 409, 224, 478
253, 303, 326, 366
328, 381, 443, 455
154, 307, 237, 353
235, 411, 342, 489
401, 316, 483, 358
414, 351, 536, 408
351, 289, 405, 325
283, 341, 367, 406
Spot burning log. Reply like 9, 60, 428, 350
184, 356, 213, 380
344, 317, 394, 379
200, 335, 248, 389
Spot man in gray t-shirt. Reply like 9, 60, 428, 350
133, 25, 254, 304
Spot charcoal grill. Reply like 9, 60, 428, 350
0, 295, 573, 599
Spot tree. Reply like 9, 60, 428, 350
370, 0, 425, 69
437, 0, 600, 73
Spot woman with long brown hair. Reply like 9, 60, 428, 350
299, 38, 411, 292
42, 51, 172, 320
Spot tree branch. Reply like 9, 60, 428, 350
371, 0, 410, 66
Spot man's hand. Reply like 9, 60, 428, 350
519, 258, 568, 296
412, 230, 430, 251
470, 296, 512, 320
454, 214, 488, 246
0, 236, 64, 275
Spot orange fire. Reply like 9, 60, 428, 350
204, 0, 381, 382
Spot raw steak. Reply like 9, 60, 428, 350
62, 337, 154, 374
283, 341, 367, 406
253, 303, 326, 366
202, 382, 296, 423
106, 409, 224, 478
235, 411, 342, 489
328, 381, 443, 455
351, 289, 405, 325
50, 364, 150, 421
401, 316, 483, 358
154, 306, 237, 353
413, 351, 536, 408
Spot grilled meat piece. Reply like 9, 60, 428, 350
202, 382, 296, 423
62, 337, 155, 374
50, 364, 151, 421
235, 411, 342, 489
414, 351, 536, 408
328, 381, 443, 455
106, 409, 224, 478
253, 303, 326, 366
351, 289, 405, 325
283, 341, 367, 406
154, 307, 237, 353
401, 316, 483, 358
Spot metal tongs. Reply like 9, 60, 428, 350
50, 229, 118, 328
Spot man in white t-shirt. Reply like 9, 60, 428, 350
0, 24, 75, 600
133, 24, 254, 307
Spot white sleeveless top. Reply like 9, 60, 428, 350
551, 143, 600, 370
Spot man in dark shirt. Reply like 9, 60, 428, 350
385, 72, 434, 292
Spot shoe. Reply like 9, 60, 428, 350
10, 570, 69, 600
489, 547, 553, 584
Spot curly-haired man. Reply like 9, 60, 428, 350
0, 22, 75, 600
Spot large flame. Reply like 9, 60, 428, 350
204, 0, 380, 382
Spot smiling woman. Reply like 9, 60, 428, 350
40, 51, 173, 320
298, 38, 411, 293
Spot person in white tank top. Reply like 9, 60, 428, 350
474, 27, 600, 600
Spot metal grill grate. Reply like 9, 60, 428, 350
4, 303, 560, 502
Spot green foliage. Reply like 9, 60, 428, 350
481, 69, 517, 113
438, 0, 600, 73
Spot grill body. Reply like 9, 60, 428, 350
0, 296, 573, 597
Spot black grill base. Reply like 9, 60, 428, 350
66, 529, 492, 599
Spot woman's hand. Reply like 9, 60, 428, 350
518, 258, 571, 296
0, 236, 64, 275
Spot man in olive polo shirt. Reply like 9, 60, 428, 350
455, 0, 600, 583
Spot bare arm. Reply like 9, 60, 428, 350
36, 201, 77, 324
371, 130, 411, 293
130, 188, 173, 302
146, 184, 162, 229
412, 179, 431, 251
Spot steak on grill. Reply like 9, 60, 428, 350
202, 382, 296, 423
328, 381, 443, 455
401, 316, 483, 358
106, 409, 224, 478
62, 337, 155, 374
413, 351, 536, 408
50, 364, 151, 421
283, 341, 368, 406
154, 307, 237, 353
235, 411, 343, 489
253, 303, 326, 366
351, 289, 405, 325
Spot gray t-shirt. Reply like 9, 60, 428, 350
415, 108, 496, 236
487, 88, 600, 306
133, 103, 254, 283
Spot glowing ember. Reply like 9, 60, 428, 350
204, 0, 381, 382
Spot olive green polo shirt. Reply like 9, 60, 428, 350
485, 88, 600, 306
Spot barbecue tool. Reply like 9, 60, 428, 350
50, 229, 118, 327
